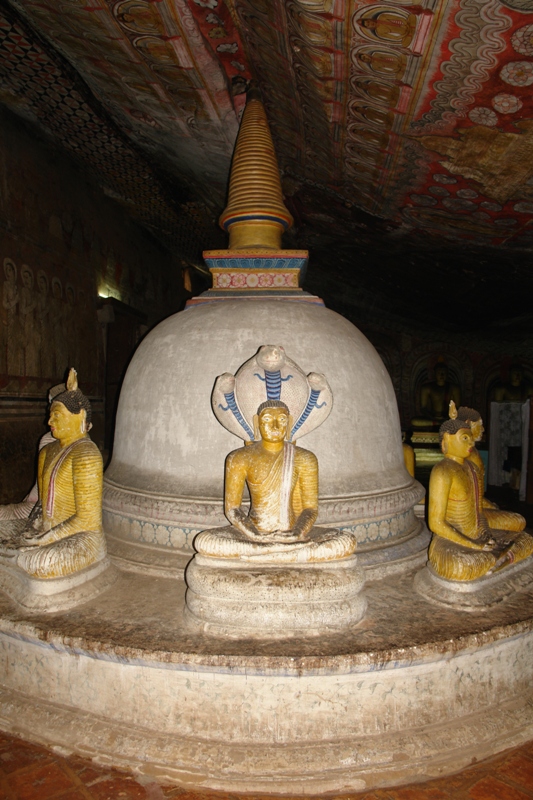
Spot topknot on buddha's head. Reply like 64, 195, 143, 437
456, 406, 481, 423
53, 368, 92, 427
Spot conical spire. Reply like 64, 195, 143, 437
219, 94, 293, 251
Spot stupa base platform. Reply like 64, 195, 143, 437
1, 562, 533, 794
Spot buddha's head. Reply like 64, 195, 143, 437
434, 363, 448, 386
37, 271, 48, 295
439, 419, 474, 459
510, 366, 523, 387
256, 401, 290, 444
21, 266, 33, 289
4, 258, 15, 282
362, 18, 377, 29
456, 406, 483, 442
49, 369, 92, 442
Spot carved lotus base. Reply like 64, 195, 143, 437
415, 558, 533, 612
185, 526, 366, 638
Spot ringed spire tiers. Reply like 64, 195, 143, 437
219, 94, 293, 251
194, 92, 319, 305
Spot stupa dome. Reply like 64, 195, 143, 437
103, 298, 425, 572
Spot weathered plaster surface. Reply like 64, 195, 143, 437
1, 565, 533, 792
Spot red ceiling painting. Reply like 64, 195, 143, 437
0, 0, 532, 255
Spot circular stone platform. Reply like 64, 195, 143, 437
1, 562, 533, 794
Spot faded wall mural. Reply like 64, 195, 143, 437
1, 257, 97, 394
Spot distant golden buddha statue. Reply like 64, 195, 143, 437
403, 442, 416, 477
359, 12, 417, 48
494, 365, 533, 403
0, 369, 105, 579
412, 362, 461, 428
427, 419, 533, 581
450, 403, 526, 532
225, 400, 318, 543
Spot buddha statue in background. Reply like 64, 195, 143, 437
412, 361, 461, 428
402, 441, 416, 477
494, 365, 533, 403
427, 419, 533, 581
225, 400, 318, 543
0, 369, 106, 579
450, 402, 526, 532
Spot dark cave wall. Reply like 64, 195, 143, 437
0, 107, 185, 503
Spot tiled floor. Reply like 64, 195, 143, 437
1, 731, 533, 800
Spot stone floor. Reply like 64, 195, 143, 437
1, 729, 533, 799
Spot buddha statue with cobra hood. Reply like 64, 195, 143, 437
185, 345, 367, 637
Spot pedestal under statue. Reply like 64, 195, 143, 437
415, 417, 533, 609
0, 369, 116, 611
185, 346, 366, 637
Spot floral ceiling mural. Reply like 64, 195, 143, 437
0, 0, 533, 309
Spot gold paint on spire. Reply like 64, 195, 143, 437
219, 97, 293, 251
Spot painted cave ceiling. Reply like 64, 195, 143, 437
1, 0, 533, 335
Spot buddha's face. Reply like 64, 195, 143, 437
258, 407, 289, 443
49, 401, 85, 442
510, 368, 523, 387
470, 419, 484, 442
443, 427, 474, 460
435, 365, 448, 386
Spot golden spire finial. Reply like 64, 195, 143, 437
219, 93, 293, 251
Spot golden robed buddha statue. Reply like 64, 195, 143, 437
225, 400, 318, 543
412, 362, 461, 428
0, 369, 105, 579
450, 402, 526, 533
427, 419, 533, 581
186, 344, 365, 637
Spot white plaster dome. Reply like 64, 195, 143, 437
103, 299, 426, 572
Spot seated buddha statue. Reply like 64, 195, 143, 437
224, 400, 318, 544
427, 419, 533, 581
412, 362, 461, 428
0, 369, 106, 579
494, 365, 533, 403
450, 402, 526, 532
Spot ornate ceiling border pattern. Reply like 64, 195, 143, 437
0, 4, 181, 237
7, 0, 244, 205
403, 2, 533, 247
0, 0, 533, 255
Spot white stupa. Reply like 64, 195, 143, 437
103, 95, 428, 576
